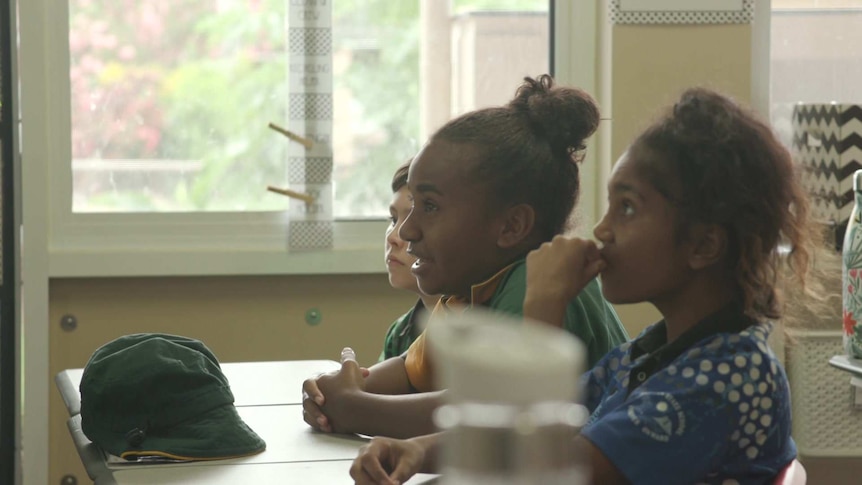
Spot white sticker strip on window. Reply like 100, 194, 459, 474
610, 0, 753, 24
288, 0, 333, 250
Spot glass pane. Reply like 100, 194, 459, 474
770, 1, 862, 147
771, 0, 862, 246
70, 0, 289, 212
69, 0, 549, 215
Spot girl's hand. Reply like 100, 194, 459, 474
301, 348, 370, 434
524, 236, 606, 326
314, 348, 367, 434
302, 376, 333, 433
350, 436, 428, 485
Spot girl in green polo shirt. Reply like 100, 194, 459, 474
379, 161, 440, 362
302, 74, 627, 438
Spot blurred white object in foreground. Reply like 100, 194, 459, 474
428, 309, 590, 485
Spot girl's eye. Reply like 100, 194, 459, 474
620, 200, 635, 217
388, 215, 398, 226
423, 200, 438, 212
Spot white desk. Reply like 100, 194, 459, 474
99, 405, 368, 467
60, 360, 439, 484
99, 461, 440, 485
55, 359, 341, 416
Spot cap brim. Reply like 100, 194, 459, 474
106, 404, 266, 461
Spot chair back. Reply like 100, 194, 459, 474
774, 459, 806, 485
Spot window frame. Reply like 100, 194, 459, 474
30, 0, 597, 278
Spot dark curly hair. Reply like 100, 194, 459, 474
630, 88, 817, 320
431, 74, 601, 242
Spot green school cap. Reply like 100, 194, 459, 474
79, 333, 266, 461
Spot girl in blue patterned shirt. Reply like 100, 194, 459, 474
523, 89, 813, 484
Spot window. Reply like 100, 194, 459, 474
770, 0, 862, 148
69, 0, 292, 213
69, 0, 549, 218
23, 0, 588, 276
770, 0, 862, 245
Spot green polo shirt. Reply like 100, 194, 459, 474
378, 299, 425, 362
486, 259, 628, 364
404, 258, 629, 392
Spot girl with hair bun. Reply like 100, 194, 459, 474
301, 75, 628, 439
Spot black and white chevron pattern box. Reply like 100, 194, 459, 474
792, 103, 862, 230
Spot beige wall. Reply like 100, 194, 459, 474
611, 23, 752, 163
607, 23, 752, 338
48, 274, 416, 484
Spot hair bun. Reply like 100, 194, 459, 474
508, 74, 600, 160
671, 88, 736, 143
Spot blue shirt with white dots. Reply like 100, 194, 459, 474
581, 303, 796, 485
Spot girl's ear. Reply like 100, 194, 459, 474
688, 223, 728, 270
497, 203, 536, 249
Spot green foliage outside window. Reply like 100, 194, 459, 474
70, 0, 545, 215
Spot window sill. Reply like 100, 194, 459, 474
48, 218, 389, 277
49, 246, 385, 277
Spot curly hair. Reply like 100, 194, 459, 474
431, 74, 600, 242
630, 88, 818, 320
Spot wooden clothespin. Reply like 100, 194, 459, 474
266, 185, 315, 204
268, 122, 313, 150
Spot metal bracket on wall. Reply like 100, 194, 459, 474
60, 314, 78, 332
305, 308, 322, 326
60, 474, 78, 485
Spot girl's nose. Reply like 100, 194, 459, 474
387, 222, 405, 247
593, 214, 612, 245
399, 210, 420, 243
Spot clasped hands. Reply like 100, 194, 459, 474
302, 351, 428, 484
302, 347, 369, 434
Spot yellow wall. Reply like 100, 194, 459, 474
49, 274, 416, 484
606, 22, 752, 338
611, 23, 752, 164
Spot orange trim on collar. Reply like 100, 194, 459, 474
439, 261, 518, 311
405, 261, 519, 392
